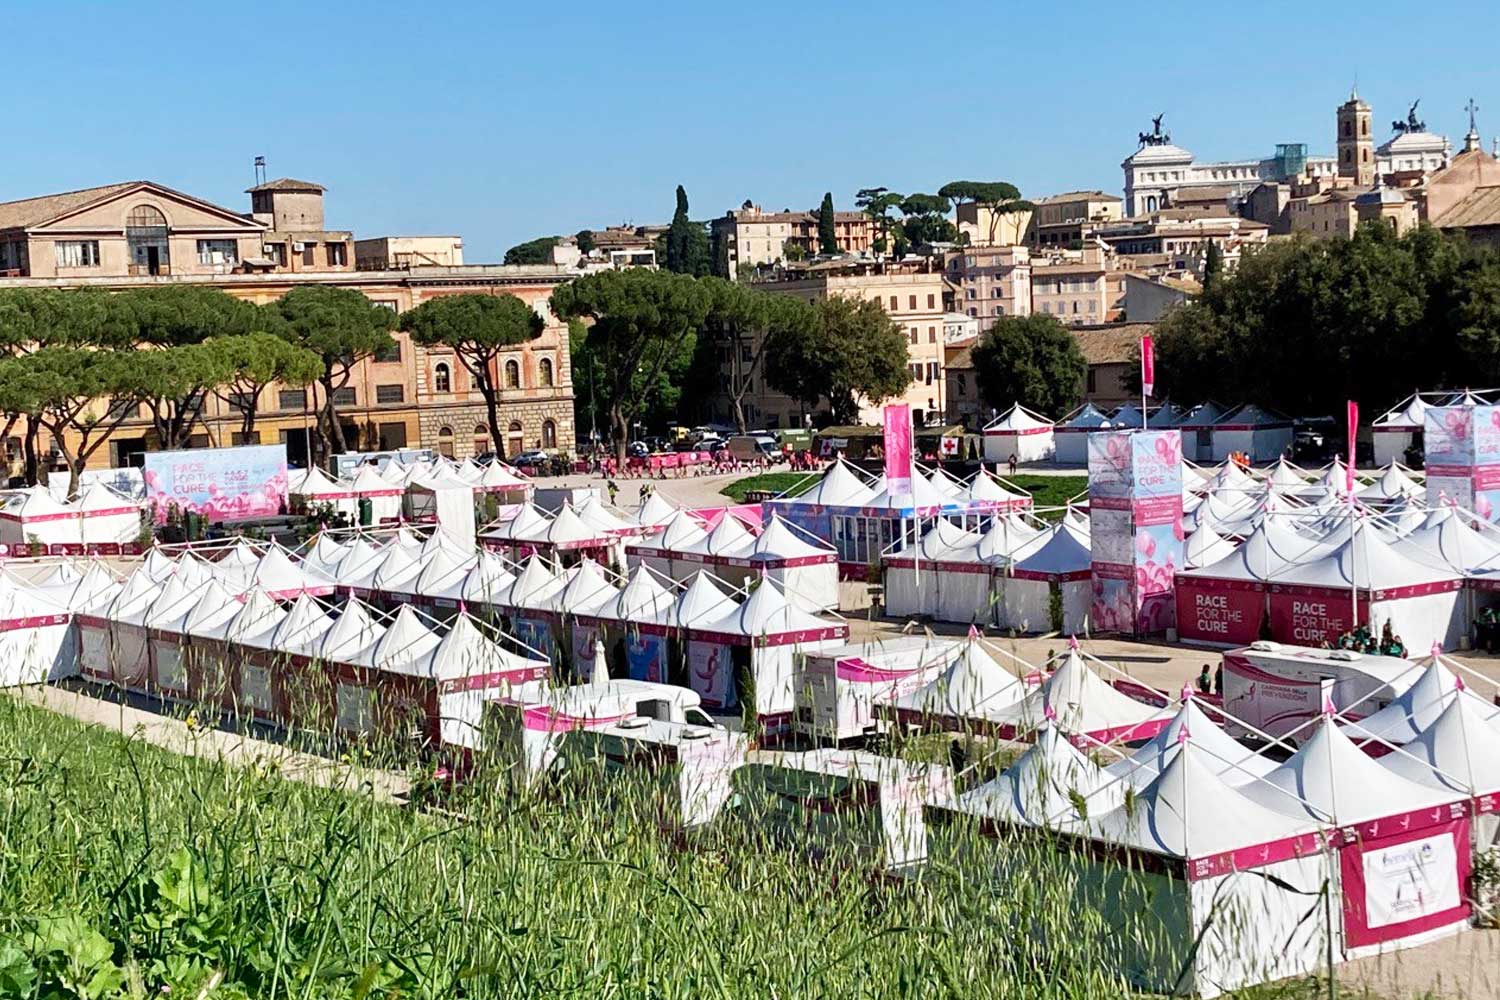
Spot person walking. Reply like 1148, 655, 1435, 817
1007, 454, 1018, 477
606, 478, 619, 506
1196, 664, 1213, 695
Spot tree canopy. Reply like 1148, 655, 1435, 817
817, 193, 838, 255
855, 188, 904, 254
937, 180, 1032, 244
275, 286, 397, 455
209, 332, 323, 439
401, 293, 545, 453
970, 314, 1087, 418
550, 269, 712, 459
663, 185, 712, 277
764, 294, 911, 424
1140, 223, 1500, 418
898, 193, 958, 248
504, 237, 560, 266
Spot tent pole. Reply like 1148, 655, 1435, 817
1349, 505, 1358, 631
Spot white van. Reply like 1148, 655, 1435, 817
727, 435, 779, 462
1220, 641, 1419, 742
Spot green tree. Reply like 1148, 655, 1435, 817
274, 287, 397, 458
400, 293, 545, 455
855, 188, 905, 255
0, 349, 143, 497
208, 332, 323, 441
1202, 239, 1223, 293
970, 314, 1087, 418
575, 229, 596, 255
703, 278, 819, 433
938, 180, 1034, 245
550, 269, 712, 461
112, 286, 263, 347
764, 295, 911, 423
125, 342, 238, 452
664, 186, 711, 276
898, 193, 958, 247
817, 193, 838, 255
504, 237, 560, 266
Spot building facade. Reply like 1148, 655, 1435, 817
945, 245, 1032, 330
1028, 191, 1123, 248
1030, 247, 1127, 325
711, 203, 876, 276
355, 236, 465, 270
0, 180, 575, 475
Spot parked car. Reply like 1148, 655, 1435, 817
512, 450, 551, 470
627, 441, 650, 458
726, 435, 781, 462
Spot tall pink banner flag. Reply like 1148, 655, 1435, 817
883, 403, 913, 497
1346, 401, 1358, 495
1140, 333, 1155, 398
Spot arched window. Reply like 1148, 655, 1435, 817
539, 358, 554, 388
434, 362, 451, 393
473, 423, 490, 452
126, 205, 168, 229
506, 420, 524, 458
437, 425, 454, 458
505, 359, 520, 389
542, 419, 557, 449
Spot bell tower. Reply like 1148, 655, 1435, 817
1337, 89, 1374, 186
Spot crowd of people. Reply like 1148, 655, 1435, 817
1329, 622, 1407, 658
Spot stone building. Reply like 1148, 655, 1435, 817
0, 179, 575, 474
945, 245, 1032, 330
711, 202, 876, 276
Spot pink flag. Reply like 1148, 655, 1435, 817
1044, 702, 1057, 721
1068, 635, 1080, 650
1141, 334, 1155, 398
882, 403, 912, 499
1180, 684, 1194, 702
1346, 401, 1358, 496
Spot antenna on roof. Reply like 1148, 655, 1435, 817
253, 155, 267, 187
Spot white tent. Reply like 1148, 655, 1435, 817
456, 550, 518, 609
632, 493, 680, 532
1380, 693, 1500, 851
404, 470, 476, 550
1373, 394, 1428, 466
981, 404, 1055, 464
1211, 405, 1294, 463
981, 648, 1172, 743
1082, 743, 1331, 997
957, 725, 1123, 828
1183, 524, 1238, 570
99, 568, 165, 691
1177, 402, 1226, 462
289, 466, 358, 520
883, 520, 981, 620
1396, 507, 1500, 574
1262, 457, 1311, 492
1107, 697, 1275, 789
143, 572, 216, 697
1052, 404, 1112, 465
884, 637, 1028, 731
1356, 463, 1423, 506
625, 509, 708, 581
743, 515, 839, 612
0, 574, 73, 686
673, 514, 756, 585
76, 484, 142, 547
319, 599, 387, 668
994, 519, 1093, 634
349, 465, 404, 524
272, 594, 338, 659
0, 487, 79, 550
400, 545, 477, 606
1340, 656, 1498, 749
470, 460, 532, 499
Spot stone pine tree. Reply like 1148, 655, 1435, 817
817, 193, 838, 255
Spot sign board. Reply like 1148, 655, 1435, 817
143, 445, 288, 524
882, 404, 913, 498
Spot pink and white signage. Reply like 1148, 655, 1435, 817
882, 403, 913, 499
1425, 403, 1500, 521
143, 445, 288, 524
1089, 429, 1183, 635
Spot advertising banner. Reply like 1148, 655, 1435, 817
1140, 333, 1155, 398
687, 640, 734, 708
1340, 821, 1470, 948
1131, 430, 1182, 500
514, 617, 555, 665
1090, 430, 1183, 635
1222, 655, 1333, 739
1087, 430, 1136, 502
1424, 406, 1475, 468
571, 623, 599, 683
143, 445, 288, 524
1174, 581, 1264, 645
882, 404, 912, 499
626, 632, 668, 684
1267, 589, 1364, 648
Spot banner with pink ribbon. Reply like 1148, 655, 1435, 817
882, 404, 912, 499
1140, 333, 1155, 398
1089, 429, 1183, 635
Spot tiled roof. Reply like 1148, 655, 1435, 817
1433, 186, 1500, 229
1069, 323, 1152, 365
1037, 190, 1121, 204
0, 182, 141, 231
245, 177, 326, 193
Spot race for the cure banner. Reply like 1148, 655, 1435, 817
1174, 579, 1263, 645
143, 444, 288, 524
1267, 590, 1364, 647
1087, 430, 1135, 501
882, 404, 912, 499
1423, 406, 1475, 469
1089, 430, 1184, 635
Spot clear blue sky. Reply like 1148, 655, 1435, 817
6, 1, 1498, 261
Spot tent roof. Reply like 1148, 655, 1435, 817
1263, 457, 1311, 490
679, 514, 755, 558
411, 546, 478, 597
924, 467, 968, 501
748, 514, 835, 561
109, 568, 166, 625
909, 519, 982, 562
223, 589, 286, 647
983, 403, 1053, 433
1107, 698, 1276, 789
1241, 716, 1465, 825
977, 514, 1044, 562
1380, 693, 1500, 798
417, 613, 546, 681
652, 509, 709, 550
144, 572, 208, 631
984, 649, 1170, 740
0, 485, 74, 519
889, 639, 1027, 721
1341, 657, 1499, 746
573, 495, 638, 535
291, 466, 351, 497
672, 572, 738, 628
1183, 524, 1238, 570
696, 576, 836, 638
966, 471, 1029, 507
1092, 742, 1323, 861
181, 579, 241, 637
633, 492, 679, 528
592, 564, 676, 623
273, 594, 337, 655
1058, 403, 1112, 429
485, 502, 551, 543
1175, 401, 1226, 428
500, 555, 565, 610
860, 471, 962, 514
1398, 508, 1500, 573
367, 605, 441, 670
74, 482, 140, 513
1357, 463, 1423, 502
0, 573, 67, 621
319, 599, 385, 662
958, 726, 1122, 828
1274, 521, 1459, 591
351, 464, 402, 494
1147, 401, 1184, 428
1374, 395, 1428, 428
1182, 518, 1334, 583
779, 459, 876, 508
541, 559, 617, 615
1215, 403, 1291, 427
1008, 519, 1092, 576
460, 551, 517, 605
302, 535, 353, 580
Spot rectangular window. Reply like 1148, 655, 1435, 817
887, 295, 898, 311
1086, 369, 1097, 393
227, 392, 254, 412
908, 295, 917, 310
374, 339, 401, 363
54, 240, 100, 267
278, 389, 307, 411
376, 384, 405, 404
927, 294, 935, 309
378, 422, 408, 450
302, 244, 315, 266
928, 327, 937, 343
925, 363, 938, 384
266, 243, 287, 265
326, 242, 348, 266
196, 239, 239, 265
908, 327, 918, 344
332, 387, 356, 406
231, 431, 261, 445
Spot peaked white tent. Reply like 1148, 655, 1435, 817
982, 404, 1055, 464
1340, 656, 1498, 749
0, 487, 80, 550
994, 519, 1093, 634
1107, 697, 1275, 789
1356, 463, 1423, 507
883, 637, 1028, 732
349, 465, 404, 524
0, 574, 73, 686
1183, 524, 1237, 570
1372, 393, 1428, 466
1052, 404, 1113, 465
883, 520, 983, 621
625, 509, 709, 581
742, 514, 839, 612
981, 647, 1172, 743
1380, 693, 1500, 851
956, 725, 1123, 828
76, 483, 142, 547
289, 466, 358, 519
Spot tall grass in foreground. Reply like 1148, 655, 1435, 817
0, 695, 1335, 998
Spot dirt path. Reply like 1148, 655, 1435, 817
9, 685, 410, 803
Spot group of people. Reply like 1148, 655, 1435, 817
1330, 622, 1406, 658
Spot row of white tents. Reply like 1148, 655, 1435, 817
983, 401, 1296, 465
0, 483, 143, 552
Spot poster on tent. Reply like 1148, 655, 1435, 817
1133, 519, 1181, 633
514, 617, 556, 666
626, 632, 668, 684
1474, 466, 1500, 523
1267, 588, 1363, 647
1087, 430, 1136, 501
143, 445, 288, 524
1174, 579, 1264, 645
1089, 564, 1136, 633
1339, 821, 1470, 948
687, 639, 735, 708
571, 623, 599, 682
1422, 406, 1475, 472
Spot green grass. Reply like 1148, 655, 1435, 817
0, 692, 1364, 998
722, 473, 1089, 515
720, 472, 821, 503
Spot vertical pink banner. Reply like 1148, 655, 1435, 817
1346, 400, 1358, 495
1140, 334, 1155, 398
883, 403, 913, 497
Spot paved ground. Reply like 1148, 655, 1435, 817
10, 684, 409, 803
1336, 928, 1500, 999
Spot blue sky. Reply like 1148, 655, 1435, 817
6, 1, 1498, 260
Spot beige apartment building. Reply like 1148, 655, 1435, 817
0, 179, 575, 475
944, 245, 1032, 330
1029, 191, 1123, 248
954, 202, 1031, 247
714, 262, 952, 429
1030, 247, 1127, 325
355, 236, 465, 270
712, 203, 876, 276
